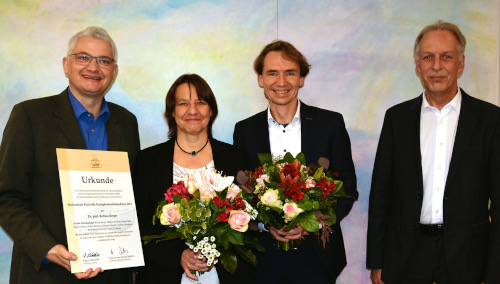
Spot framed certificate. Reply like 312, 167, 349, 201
57, 148, 144, 273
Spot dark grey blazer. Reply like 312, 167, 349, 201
233, 101, 358, 280
367, 90, 500, 283
132, 138, 255, 284
0, 89, 140, 283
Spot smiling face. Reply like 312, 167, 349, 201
416, 30, 464, 102
258, 51, 305, 109
173, 83, 212, 136
63, 37, 118, 101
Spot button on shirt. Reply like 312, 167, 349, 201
420, 90, 461, 224
68, 89, 109, 151
268, 101, 301, 157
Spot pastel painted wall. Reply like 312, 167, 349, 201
0, 0, 498, 283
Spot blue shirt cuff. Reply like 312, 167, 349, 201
42, 245, 57, 264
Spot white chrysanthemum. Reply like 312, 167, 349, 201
189, 244, 194, 249
203, 237, 208, 242
212, 244, 216, 249
210, 236, 215, 242
198, 254, 203, 259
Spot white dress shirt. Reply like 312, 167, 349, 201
419, 90, 461, 224
268, 101, 301, 158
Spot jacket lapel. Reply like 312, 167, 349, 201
300, 101, 314, 159
106, 113, 122, 151
158, 140, 175, 195
445, 91, 478, 191
409, 95, 424, 194
54, 90, 86, 149
256, 110, 271, 153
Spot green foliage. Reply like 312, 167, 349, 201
258, 153, 273, 166
282, 218, 298, 231
313, 167, 325, 180
281, 152, 295, 163
233, 245, 257, 268
258, 206, 284, 228
227, 229, 244, 245
295, 152, 307, 165
297, 195, 320, 211
219, 232, 230, 249
324, 213, 337, 226
220, 248, 237, 274
243, 235, 265, 252
297, 212, 320, 232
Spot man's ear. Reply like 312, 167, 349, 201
62, 57, 69, 77
258, 74, 264, 88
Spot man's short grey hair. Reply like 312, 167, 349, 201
414, 20, 466, 63
67, 26, 118, 62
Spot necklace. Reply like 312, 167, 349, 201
176, 139, 209, 156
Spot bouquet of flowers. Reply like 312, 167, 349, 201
143, 170, 263, 274
241, 152, 350, 251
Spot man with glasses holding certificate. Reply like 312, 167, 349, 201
0, 26, 140, 283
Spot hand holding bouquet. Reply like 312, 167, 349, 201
143, 170, 263, 274
242, 152, 351, 250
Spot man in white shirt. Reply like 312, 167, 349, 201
367, 20, 500, 283
233, 40, 358, 283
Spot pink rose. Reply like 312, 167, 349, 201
256, 174, 270, 188
305, 179, 316, 188
283, 202, 304, 222
160, 203, 181, 225
228, 210, 250, 232
227, 184, 242, 200
199, 185, 217, 202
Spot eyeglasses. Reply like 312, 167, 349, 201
69, 53, 115, 68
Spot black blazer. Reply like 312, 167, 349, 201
367, 90, 500, 283
132, 138, 255, 284
0, 90, 140, 283
233, 101, 358, 278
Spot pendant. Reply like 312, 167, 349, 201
191, 151, 196, 156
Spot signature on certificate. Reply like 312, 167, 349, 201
110, 246, 129, 256
82, 252, 100, 258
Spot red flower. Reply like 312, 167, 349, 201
224, 205, 235, 215
280, 182, 306, 201
164, 181, 192, 203
279, 160, 301, 185
232, 197, 245, 210
217, 212, 229, 223
212, 196, 229, 209
318, 177, 336, 198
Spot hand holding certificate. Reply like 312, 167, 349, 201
57, 148, 144, 273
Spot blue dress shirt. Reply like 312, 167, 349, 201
43, 88, 109, 264
68, 88, 109, 151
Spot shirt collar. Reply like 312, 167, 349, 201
421, 88, 462, 114
68, 87, 109, 119
267, 100, 301, 125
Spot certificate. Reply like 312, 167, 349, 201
57, 148, 144, 273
